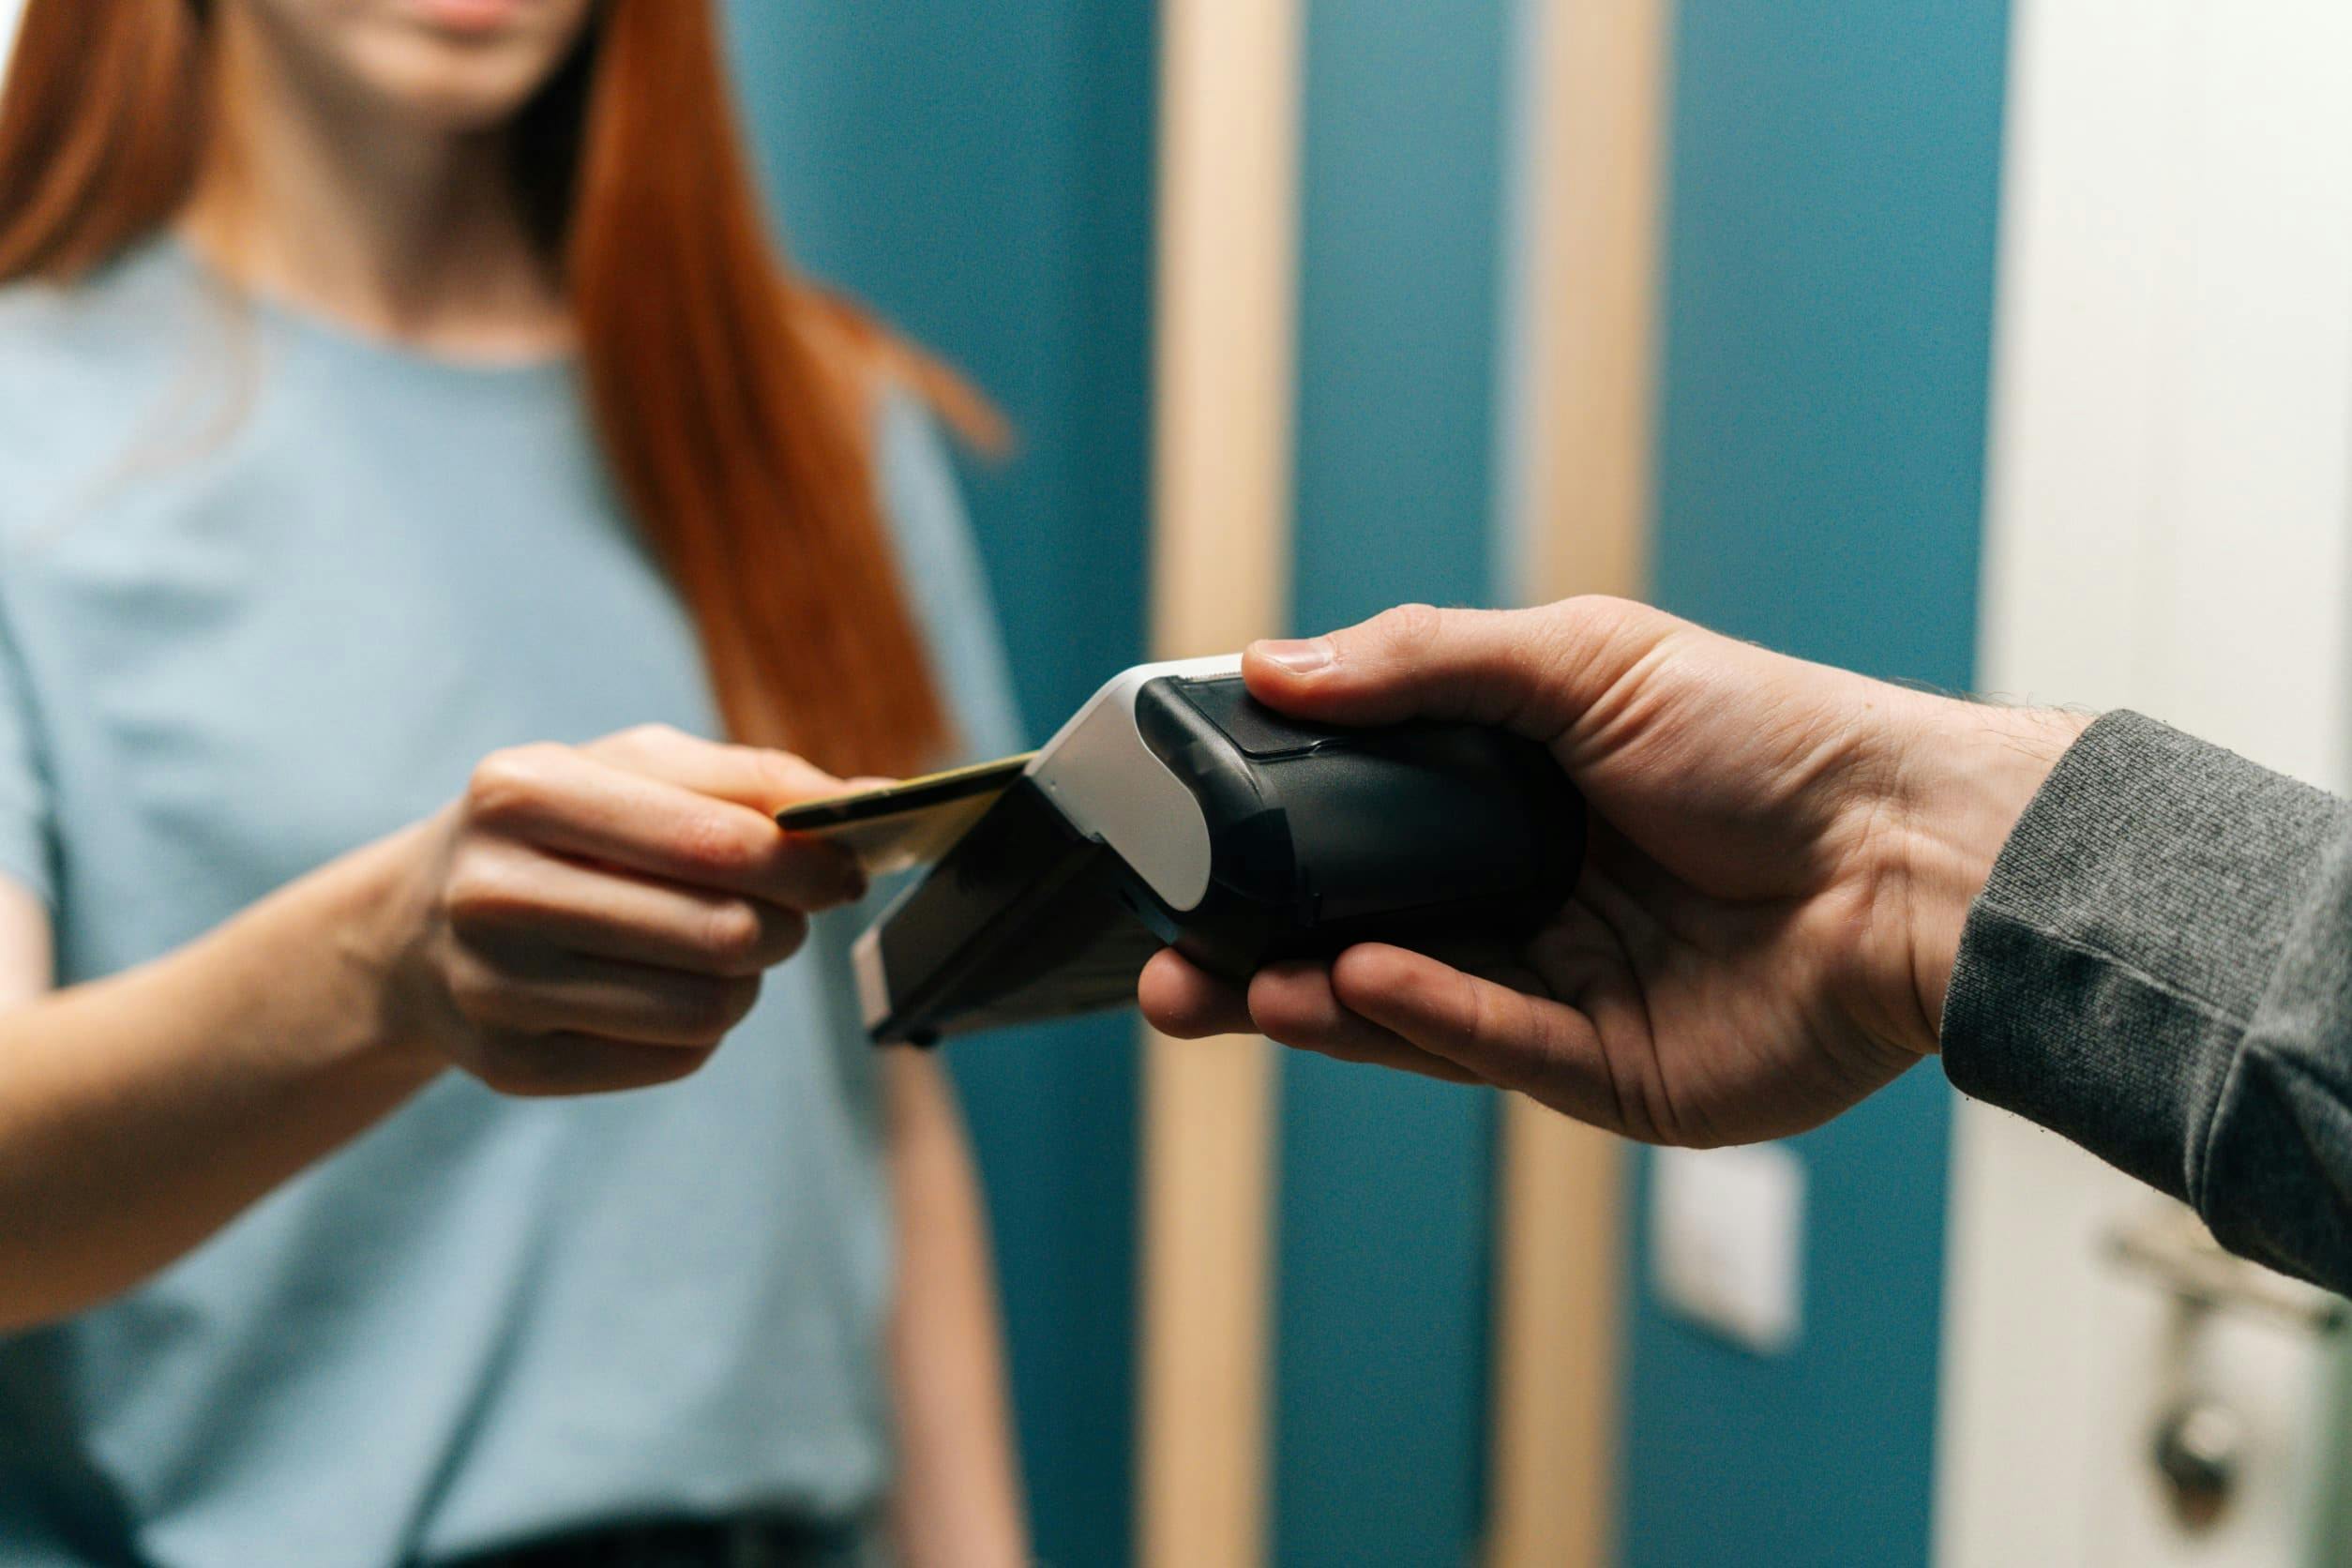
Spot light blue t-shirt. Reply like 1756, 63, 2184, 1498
0, 244, 1023, 1567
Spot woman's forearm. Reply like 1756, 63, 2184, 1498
884, 1050, 1029, 1568
0, 728, 863, 1334
0, 830, 440, 1331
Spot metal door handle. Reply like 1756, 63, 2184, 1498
2103, 1207, 2346, 1336
2150, 1398, 2246, 1530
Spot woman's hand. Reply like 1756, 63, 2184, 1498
1139, 599, 2087, 1147
382, 724, 867, 1096
0, 722, 874, 1328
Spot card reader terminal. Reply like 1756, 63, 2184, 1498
853, 655, 1586, 1045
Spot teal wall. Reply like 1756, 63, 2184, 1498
1621, 2, 2010, 1564
725, 8, 1156, 1564
1275, 2, 1515, 1564
723, 6, 2012, 1564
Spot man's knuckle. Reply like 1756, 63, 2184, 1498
1372, 601, 1445, 657
1560, 594, 1641, 637
1456, 970, 1498, 1054
1555, 596, 1681, 682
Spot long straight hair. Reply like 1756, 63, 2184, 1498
0, 0, 1000, 776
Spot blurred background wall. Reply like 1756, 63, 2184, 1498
725, 4, 1529, 1563
1620, 2, 2009, 1564
3, 0, 2347, 1562
649, 0, 2352, 1560
715, 1, 2008, 1563
1944, 4, 2352, 1564
1274, 2, 1514, 1564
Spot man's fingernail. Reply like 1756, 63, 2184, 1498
1254, 638, 1334, 675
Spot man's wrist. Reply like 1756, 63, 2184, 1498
1898, 701, 2092, 1052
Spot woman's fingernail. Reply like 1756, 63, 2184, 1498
1254, 637, 1334, 675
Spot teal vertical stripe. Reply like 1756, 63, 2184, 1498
1623, 2, 2009, 1565
1277, 2, 1514, 1563
726, 8, 1155, 1564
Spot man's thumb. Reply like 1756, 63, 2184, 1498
1241, 599, 1663, 739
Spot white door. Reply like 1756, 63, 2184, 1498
1938, 2, 2352, 1564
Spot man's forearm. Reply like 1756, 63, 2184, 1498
1940, 712, 2352, 1289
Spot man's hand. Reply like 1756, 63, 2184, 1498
1138, 599, 2086, 1146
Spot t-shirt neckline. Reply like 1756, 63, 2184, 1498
153, 234, 580, 386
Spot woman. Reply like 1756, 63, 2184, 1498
0, 2, 1030, 1565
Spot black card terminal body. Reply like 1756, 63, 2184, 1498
853, 655, 1586, 1045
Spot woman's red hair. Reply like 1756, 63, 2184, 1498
0, 0, 1000, 776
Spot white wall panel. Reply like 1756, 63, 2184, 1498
1944, 3, 2352, 1564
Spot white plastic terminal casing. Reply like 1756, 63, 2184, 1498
1022, 653, 1238, 912
852, 927, 892, 1034
851, 654, 1241, 1035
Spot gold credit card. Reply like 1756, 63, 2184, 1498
776, 753, 1034, 876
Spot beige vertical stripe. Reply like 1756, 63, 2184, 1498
1516, 0, 1670, 612
1136, 2, 1303, 1566
1486, 2, 1672, 1566
1486, 1104, 1627, 1568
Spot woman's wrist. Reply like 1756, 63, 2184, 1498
1896, 701, 2092, 1053
237, 822, 450, 1087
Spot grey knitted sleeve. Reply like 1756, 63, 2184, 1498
1941, 711, 2352, 1292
